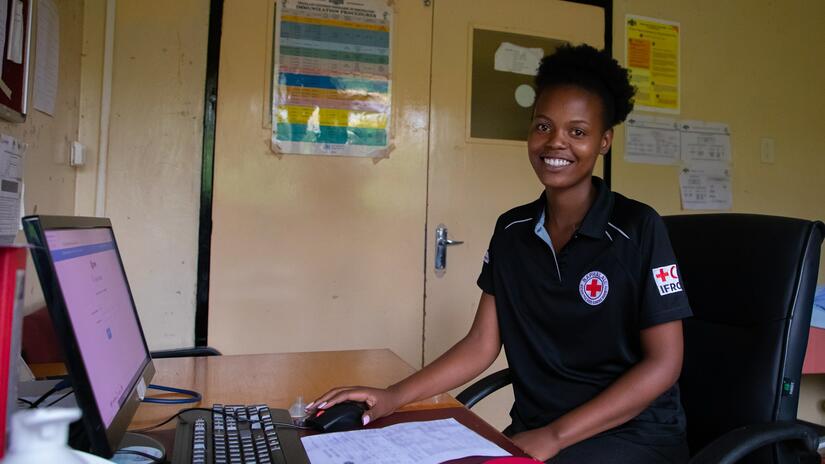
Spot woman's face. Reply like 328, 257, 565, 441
527, 85, 613, 193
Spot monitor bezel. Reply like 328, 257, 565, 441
22, 214, 155, 457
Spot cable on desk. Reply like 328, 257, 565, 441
46, 389, 75, 407
28, 378, 71, 408
113, 448, 167, 464
129, 407, 314, 433
142, 384, 202, 404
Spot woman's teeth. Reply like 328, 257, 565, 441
543, 157, 571, 167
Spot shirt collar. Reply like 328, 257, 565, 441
533, 176, 614, 240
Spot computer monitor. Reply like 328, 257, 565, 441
22, 215, 155, 458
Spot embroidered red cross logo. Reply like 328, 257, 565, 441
585, 278, 602, 298
655, 268, 669, 282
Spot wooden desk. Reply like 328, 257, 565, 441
130, 349, 526, 462
131, 349, 460, 430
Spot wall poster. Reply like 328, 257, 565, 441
272, 0, 393, 157
625, 15, 680, 113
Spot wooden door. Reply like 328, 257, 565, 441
208, 0, 432, 367
424, 0, 606, 428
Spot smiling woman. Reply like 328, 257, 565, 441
307, 44, 693, 464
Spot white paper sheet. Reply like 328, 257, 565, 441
494, 42, 544, 76
679, 120, 731, 164
34, 0, 59, 116
0, 134, 24, 244
624, 113, 681, 165
0, 0, 9, 76
6, 0, 23, 64
300, 418, 510, 464
679, 164, 732, 210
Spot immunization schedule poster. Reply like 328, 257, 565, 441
272, 0, 393, 157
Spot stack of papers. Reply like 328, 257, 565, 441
301, 418, 511, 464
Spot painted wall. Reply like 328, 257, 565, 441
71, 0, 208, 350
2, 0, 84, 313
610, 0, 825, 424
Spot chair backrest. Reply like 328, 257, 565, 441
664, 214, 824, 462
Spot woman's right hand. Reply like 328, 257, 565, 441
306, 385, 403, 425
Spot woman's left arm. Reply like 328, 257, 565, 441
511, 320, 684, 461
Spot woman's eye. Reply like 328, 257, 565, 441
536, 123, 550, 132
572, 128, 585, 137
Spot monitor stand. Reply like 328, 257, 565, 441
111, 432, 166, 464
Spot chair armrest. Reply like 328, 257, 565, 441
689, 421, 820, 464
150, 346, 222, 359
456, 368, 511, 409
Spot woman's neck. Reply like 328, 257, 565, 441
544, 180, 597, 233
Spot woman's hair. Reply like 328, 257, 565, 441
535, 44, 635, 129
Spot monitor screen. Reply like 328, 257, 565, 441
23, 215, 155, 457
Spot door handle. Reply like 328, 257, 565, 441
435, 224, 464, 276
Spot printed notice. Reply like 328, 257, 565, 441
625, 113, 680, 165
679, 120, 731, 164
494, 42, 544, 76
679, 164, 731, 210
272, 0, 392, 157
301, 418, 510, 464
34, 0, 60, 116
0, 135, 24, 244
626, 15, 680, 113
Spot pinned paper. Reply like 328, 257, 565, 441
625, 114, 680, 165
0, 135, 24, 244
679, 120, 731, 163
494, 42, 544, 76
679, 164, 732, 210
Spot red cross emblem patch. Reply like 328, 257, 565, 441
652, 264, 682, 295
579, 271, 609, 306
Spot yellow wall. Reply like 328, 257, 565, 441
0, 0, 84, 313
611, 0, 825, 424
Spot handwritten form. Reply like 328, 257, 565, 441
301, 418, 510, 464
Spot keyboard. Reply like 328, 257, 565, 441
171, 404, 310, 464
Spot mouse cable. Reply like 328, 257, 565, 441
113, 448, 167, 464
142, 384, 202, 404
128, 407, 314, 434
45, 389, 75, 407
28, 378, 72, 408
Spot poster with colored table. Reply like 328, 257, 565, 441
272, 0, 393, 157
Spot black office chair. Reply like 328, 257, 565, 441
457, 214, 825, 463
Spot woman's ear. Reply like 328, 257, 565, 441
599, 128, 614, 155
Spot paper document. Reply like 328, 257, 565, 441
301, 418, 511, 464
0, 135, 24, 244
34, 0, 60, 116
624, 114, 680, 165
679, 164, 731, 210
494, 42, 543, 76
679, 120, 731, 164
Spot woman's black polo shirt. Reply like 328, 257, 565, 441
477, 176, 692, 445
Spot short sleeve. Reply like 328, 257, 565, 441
639, 213, 692, 328
476, 230, 496, 295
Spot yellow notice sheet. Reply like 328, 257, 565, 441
626, 15, 680, 113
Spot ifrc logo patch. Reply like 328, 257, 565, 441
579, 271, 609, 306
652, 264, 682, 296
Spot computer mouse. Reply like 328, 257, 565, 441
304, 401, 367, 433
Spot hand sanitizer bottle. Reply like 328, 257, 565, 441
3, 408, 111, 464
288, 396, 308, 425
